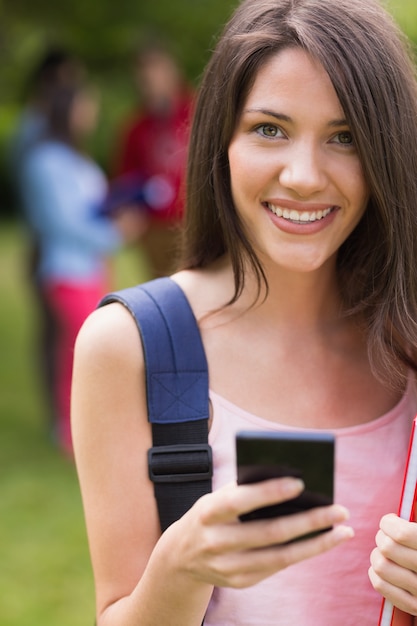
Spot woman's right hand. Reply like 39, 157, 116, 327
156, 477, 354, 590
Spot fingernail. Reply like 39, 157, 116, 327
333, 525, 355, 541
329, 505, 350, 522
282, 477, 305, 495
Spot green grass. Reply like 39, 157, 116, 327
0, 221, 150, 626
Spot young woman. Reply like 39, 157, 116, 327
72, 0, 417, 624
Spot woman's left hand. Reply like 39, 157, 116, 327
369, 513, 417, 615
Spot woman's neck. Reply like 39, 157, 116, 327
232, 256, 346, 334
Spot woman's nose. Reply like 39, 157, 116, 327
278, 141, 327, 198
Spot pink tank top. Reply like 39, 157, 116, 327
204, 380, 417, 626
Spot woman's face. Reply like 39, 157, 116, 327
228, 47, 369, 275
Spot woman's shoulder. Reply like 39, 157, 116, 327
74, 300, 145, 375
73, 262, 233, 377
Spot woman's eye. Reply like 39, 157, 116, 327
333, 131, 354, 146
256, 124, 282, 138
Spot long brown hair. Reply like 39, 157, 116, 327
180, 0, 417, 384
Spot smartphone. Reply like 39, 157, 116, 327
236, 430, 335, 530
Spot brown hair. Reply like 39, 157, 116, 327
180, 0, 417, 384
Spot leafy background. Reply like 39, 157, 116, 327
0, 1, 416, 625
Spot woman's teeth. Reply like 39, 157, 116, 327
268, 203, 333, 223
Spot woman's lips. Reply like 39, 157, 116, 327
262, 201, 340, 234
266, 202, 336, 223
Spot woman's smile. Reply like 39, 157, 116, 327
265, 203, 336, 223
263, 198, 340, 235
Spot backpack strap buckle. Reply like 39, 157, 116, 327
148, 444, 213, 483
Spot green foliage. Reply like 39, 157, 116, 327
0, 0, 236, 105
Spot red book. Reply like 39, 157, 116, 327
378, 416, 417, 626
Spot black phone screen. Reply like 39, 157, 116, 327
236, 430, 335, 524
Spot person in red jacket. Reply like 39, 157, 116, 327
112, 41, 194, 278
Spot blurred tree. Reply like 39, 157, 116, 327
1, 0, 236, 103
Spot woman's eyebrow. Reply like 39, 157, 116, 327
244, 108, 348, 128
327, 118, 349, 128
244, 108, 291, 122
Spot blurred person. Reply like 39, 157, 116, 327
11, 46, 85, 164
111, 40, 194, 277
9, 47, 86, 431
19, 80, 145, 455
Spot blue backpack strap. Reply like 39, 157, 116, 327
98, 277, 212, 532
